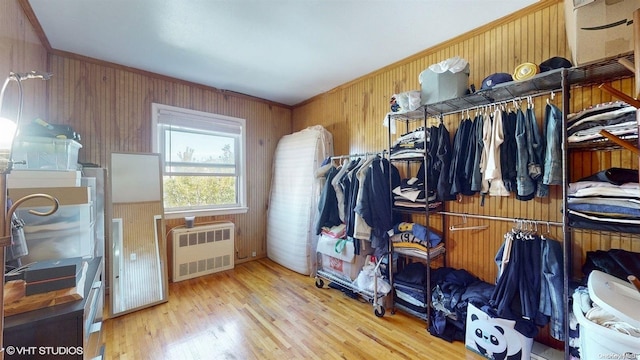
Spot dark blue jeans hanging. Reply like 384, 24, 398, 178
490, 232, 542, 326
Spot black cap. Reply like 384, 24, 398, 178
480, 73, 513, 90
539, 57, 572, 73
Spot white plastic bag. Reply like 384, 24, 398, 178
391, 90, 421, 112
353, 256, 391, 295
427, 56, 469, 74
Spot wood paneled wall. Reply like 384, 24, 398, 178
45, 54, 293, 266
292, 0, 639, 346
292, 0, 571, 281
0, 0, 47, 125
8, 0, 639, 331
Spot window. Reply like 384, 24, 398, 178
152, 103, 247, 218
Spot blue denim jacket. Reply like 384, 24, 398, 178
543, 103, 563, 185
515, 109, 536, 198
525, 107, 549, 198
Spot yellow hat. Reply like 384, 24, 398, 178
513, 62, 539, 81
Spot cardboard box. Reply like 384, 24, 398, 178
565, 0, 640, 66
465, 303, 533, 360
8, 186, 90, 206
7, 170, 81, 189
317, 235, 372, 281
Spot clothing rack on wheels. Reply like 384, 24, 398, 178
315, 150, 392, 318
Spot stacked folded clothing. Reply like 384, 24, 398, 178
392, 164, 442, 211
389, 127, 426, 159
390, 222, 442, 248
567, 168, 640, 233
394, 262, 429, 313
567, 101, 637, 143
393, 184, 441, 211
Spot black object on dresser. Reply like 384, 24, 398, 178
3, 257, 105, 360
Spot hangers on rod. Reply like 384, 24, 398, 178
547, 91, 555, 105
540, 221, 554, 240
510, 99, 518, 112
331, 150, 385, 161
526, 220, 539, 239
510, 219, 543, 240
449, 215, 489, 232
439, 211, 563, 228
511, 218, 522, 232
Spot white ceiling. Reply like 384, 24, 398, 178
28, 0, 539, 106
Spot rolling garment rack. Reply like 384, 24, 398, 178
314, 151, 390, 318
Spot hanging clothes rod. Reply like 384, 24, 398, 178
438, 211, 563, 227
431, 88, 561, 119
331, 150, 386, 160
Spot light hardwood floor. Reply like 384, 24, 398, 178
103, 258, 486, 360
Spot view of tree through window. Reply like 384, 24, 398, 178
152, 103, 246, 215
163, 146, 237, 208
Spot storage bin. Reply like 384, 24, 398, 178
465, 303, 533, 360
12, 136, 82, 170
572, 270, 640, 360
17, 203, 94, 264
9, 186, 95, 264
316, 235, 372, 281
419, 62, 469, 105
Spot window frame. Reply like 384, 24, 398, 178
151, 103, 248, 219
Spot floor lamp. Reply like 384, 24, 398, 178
0, 71, 58, 359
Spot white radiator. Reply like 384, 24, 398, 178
172, 222, 235, 282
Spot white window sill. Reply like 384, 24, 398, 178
164, 207, 249, 219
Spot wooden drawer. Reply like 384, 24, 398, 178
83, 264, 104, 359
